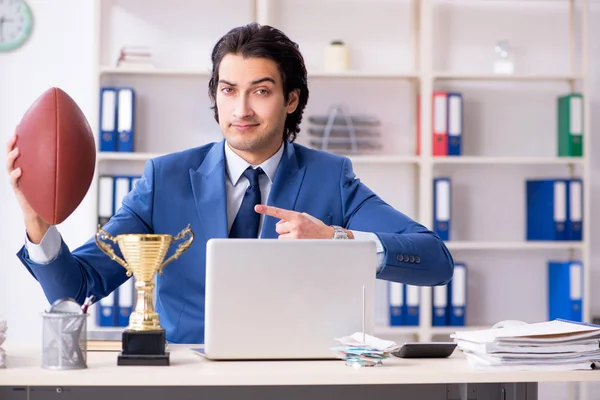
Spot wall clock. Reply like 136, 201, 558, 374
0, 0, 34, 52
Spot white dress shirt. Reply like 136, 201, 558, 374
224, 140, 283, 236
26, 142, 385, 271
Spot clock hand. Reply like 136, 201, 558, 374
0, 15, 13, 43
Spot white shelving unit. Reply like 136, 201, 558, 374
414, 0, 591, 343
89, 0, 591, 345
433, 72, 583, 82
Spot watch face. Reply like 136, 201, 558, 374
333, 226, 348, 239
0, 0, 34, 52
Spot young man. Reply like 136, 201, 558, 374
6, 23, 453, 344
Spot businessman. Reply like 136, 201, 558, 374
7, 23, 454, 344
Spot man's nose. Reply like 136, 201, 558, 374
233, 95, 253, 119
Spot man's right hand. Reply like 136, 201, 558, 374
6, 130, 50, 244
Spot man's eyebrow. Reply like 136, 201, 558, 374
218, 77, 276, 86
251, 77, 276, 85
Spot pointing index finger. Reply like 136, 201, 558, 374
255, 204, 298, 220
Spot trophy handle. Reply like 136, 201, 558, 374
158, 224, 194, 274
95, 226, 132, 276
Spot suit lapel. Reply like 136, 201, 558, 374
189, 140, 228, 240
261, 142, 306, 239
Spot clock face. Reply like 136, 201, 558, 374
0, 0, 33, 52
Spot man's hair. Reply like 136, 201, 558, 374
208, 23, 309, 143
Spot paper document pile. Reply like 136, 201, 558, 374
452, 319, 600, 371
0, 315, 6, 368
331, 332, 401, 368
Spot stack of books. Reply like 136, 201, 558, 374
451, 319, 600, 371
116, 46, 154, 69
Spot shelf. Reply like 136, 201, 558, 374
308, 70, 419, 80
99, 66, 211, 77
98, 153, 583, 166
374, 325, 493, 336
433, 72, 582, 82
97, 152, 163, 162
96, 152, 420, 165
432, 156, 584, 165
445, 241, 583, 251
431, 325, 492, 335
349, 155, 419, 164
374, 326, 419, 336
89, 0, 593, 348
98, 66, 419, 80
100, 69, 581, 82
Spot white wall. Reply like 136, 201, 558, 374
0, 1, 599, 397
0, 0, 96, 341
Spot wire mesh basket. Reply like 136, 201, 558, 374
42, 312, 88, 370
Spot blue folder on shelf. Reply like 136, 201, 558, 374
526, 179, 569, 241
433, 177, 451, 240
99, 87, 117, 152
567, 179, 583, 241
117, 88, 135, 152
388, 281, 406, 326
432, 283, 449, 326
96, 290, 117, 327
447, 92, 463, 156
448, 262, 466, 326
548, 261, 583, 322
117, 279, 135, 327
405, 285, 420, 326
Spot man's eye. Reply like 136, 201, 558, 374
221, 87, 233, 94
256, 89, 269, 95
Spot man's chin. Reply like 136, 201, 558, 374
226, 136, 263, 152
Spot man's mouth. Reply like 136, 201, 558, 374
232, 123, 259, 130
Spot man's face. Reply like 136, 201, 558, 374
216, 54, 299, 161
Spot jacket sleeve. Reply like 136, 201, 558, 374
339, 158, 454, 286
16, 159, 157, 305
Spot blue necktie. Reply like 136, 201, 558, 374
229, 167, 265, 238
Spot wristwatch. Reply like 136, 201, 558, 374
331, 225, 349, 239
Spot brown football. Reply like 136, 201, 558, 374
14, 87, 96, 225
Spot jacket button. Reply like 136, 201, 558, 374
396, 254, 403, 262
415, 256, 421, 263
410, 256, 415, 263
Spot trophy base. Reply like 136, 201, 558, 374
117, 353, 170, 366
117, 329, 170, 366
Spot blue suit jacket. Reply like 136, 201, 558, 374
17, 140, 453, 343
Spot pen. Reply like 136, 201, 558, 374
362, 285, 365, 344
81, 295, 96, 314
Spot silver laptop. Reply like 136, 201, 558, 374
203, 239, 377, 360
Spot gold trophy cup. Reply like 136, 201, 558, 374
95, 224, 194, 366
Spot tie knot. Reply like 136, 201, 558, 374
243, 167, 264, 187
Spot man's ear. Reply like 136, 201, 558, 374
286, 89, 300, 114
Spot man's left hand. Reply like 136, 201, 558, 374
254, 205, 352, 239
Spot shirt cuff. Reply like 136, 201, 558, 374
350, 230, 386, 273
24, 225, 61, 264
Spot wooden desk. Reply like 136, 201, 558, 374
1, 342, 598, 400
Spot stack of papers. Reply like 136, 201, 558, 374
452, 319, 600, 371
331, 332, 401, 368
0, 315, 6, 368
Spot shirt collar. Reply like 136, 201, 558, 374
224, 141, 284, 186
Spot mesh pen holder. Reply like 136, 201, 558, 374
42, 312, 88, 370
